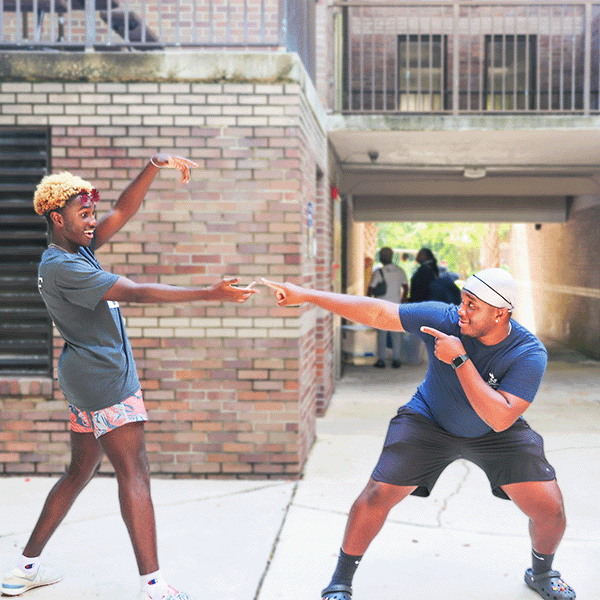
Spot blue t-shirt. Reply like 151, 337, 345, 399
400, 302, 548, 437
38, 241, 140, 411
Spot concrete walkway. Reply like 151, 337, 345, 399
1, 342, 599, 599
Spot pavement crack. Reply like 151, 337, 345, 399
0, 482, 294, 540
435, 459, 471, 528
547, 445, 600, 453
253, 480, 299, 600
154, 481, 292, 508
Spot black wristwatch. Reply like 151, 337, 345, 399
451, 353, 470, 370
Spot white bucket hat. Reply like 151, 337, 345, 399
462, 268, 517, 310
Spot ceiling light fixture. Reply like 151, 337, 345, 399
463, 167, 487, 179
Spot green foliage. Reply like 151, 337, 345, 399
376, 222, 510, 279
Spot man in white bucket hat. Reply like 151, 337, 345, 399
263, 268, 575, 600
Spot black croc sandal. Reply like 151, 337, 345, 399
525, 568, 576, 600
321, 583, 352, 600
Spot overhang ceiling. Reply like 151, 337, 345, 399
328, 127, 600, 222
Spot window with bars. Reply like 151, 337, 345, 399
485, 35, 537, 111
398, 34, 448, 112
0, 127, 53, 377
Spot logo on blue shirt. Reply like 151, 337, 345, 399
487, 372, 499, 389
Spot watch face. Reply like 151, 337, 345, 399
452, 355, 466, 369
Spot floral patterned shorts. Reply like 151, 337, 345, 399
69, 389, 148, 438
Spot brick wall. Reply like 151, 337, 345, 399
314, 165, 335, 415
510, 199, 600, 360
0, 52, 333, 478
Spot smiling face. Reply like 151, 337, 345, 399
50, 193, 97, 252
457, 290, 507, 341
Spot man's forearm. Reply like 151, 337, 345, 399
113, 161, 159, 217
299, 289, 402, 331
455, 362, 523, 431
116, 283, 213, 304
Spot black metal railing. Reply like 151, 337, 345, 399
330, 1, 600, 114
0, 0, 316, 81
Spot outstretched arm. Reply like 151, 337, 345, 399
103, 276, 256, 304
95, 153, 197, 249
420, 326, 530, 431
262, 278, 403, 332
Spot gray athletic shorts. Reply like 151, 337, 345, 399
372, 406, 556, 500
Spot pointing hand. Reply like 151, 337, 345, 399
420, 326, 465, 365
151, 154, 198, 183
261, 278, 303, 307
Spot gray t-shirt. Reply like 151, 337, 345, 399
368, 263, 408, 302
37, 242, 140, 411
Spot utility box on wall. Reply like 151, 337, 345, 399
342, 324, 426, 366
341, 324, 377, 365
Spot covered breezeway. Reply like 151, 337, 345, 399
327, 124, 600, 360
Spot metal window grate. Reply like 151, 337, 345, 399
331, 1, 600, 115
0, 127, 53, 377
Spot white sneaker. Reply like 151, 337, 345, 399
138, 585, 196, 600
1, 565, 62, 596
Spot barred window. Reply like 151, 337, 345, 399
398, 34, 448, 112
485, 35, 537, 111
0, 127, 53, 376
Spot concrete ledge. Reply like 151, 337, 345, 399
328, 112, 600, 131
0, 48, 328, 139
0, 50, 302, 84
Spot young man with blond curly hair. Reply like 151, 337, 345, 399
1, 155, 256, 600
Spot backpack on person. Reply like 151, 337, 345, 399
372, 268, 387, 297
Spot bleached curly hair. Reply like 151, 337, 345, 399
33, 172, 95, 216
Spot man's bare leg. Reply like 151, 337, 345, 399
97, 422, 158, 575
24, 431, 104, 557
322, 479, 416, 600
503, 480, 575, 599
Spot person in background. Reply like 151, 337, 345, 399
408, 247, 438, 303
430, 262, 462, 306
366, 247, 408, 368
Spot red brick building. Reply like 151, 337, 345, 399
0, 49, 333, 478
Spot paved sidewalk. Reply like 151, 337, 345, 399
1, 342, 599, 600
